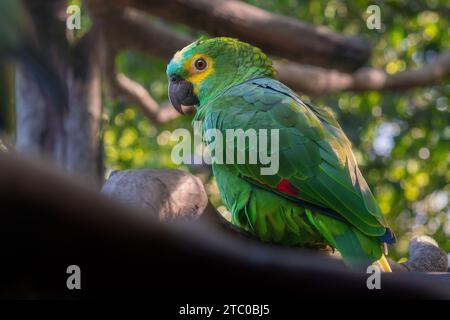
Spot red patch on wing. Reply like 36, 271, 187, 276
249, 177, 300, 198
276, 179, 299, 197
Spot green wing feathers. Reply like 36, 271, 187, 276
204, 77, 395, 266
305, 209, 383, 269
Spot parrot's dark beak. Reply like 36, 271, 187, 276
168, 74, 199, 114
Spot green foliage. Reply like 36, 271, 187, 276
103, 0, 450, 259
104, 51, 193, 170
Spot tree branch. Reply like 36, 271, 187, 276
101, 169, 449, 273
90, 0, 371, 72
96, 8, 450, 97
1, 151, 450, 298
102, 40, 192, 124
275, 52, 450, 95
94, 5, 192, 61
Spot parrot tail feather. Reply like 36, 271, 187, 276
375, 255, 392, 272
305, 209, 391, 271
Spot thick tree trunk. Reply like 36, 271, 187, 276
0, 62, 14, 136
15, 1, 103, 185
15, 64, 66, 162
66, 31, 103, 183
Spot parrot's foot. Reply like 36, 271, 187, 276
375, 255, 392, 272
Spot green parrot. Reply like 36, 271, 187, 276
166, 37, 395, 271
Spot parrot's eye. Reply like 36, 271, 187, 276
194, 58, 208, 71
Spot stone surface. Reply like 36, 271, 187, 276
101, 169, 208, 221
402, 235, 449, 272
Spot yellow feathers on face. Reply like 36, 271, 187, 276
184, 54, 215, 93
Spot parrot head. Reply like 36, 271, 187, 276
166, 37, 275, 113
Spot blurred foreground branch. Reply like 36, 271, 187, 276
102, 169, 449, 273
1, 151, 449, 298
